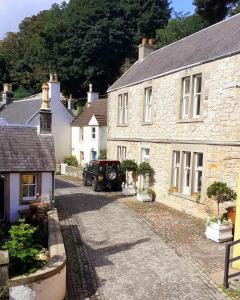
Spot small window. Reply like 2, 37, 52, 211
141, 148, 150, 162
118, 95, 123, 124
124, 94, 128, 124
182, 77, 190, 119
22, 174, 37, 201
79, 128, 84, 141
92, 127, 96, 139
193, 75, 202, 117
172, 151, 180, 188
193, 152, 203, 192
144, 87, 152, 123
118, 94, 128, 125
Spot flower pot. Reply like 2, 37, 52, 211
122, 187, 136, 196
137, 192, 151, 202
205, 222, 233, 243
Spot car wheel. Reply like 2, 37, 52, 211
105, 168, 117, 181
92, 179, 102, 192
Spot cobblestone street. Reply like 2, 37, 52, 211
55, 176, 227, 300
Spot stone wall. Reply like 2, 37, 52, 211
0, 251, 9, 289
107, 54, 240, 219
60, 163, 83, 178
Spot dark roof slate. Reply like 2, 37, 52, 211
72, 99, 107, 127
109, 14, 240, 91
0, 125, 55, 172
0, 96, 41, 124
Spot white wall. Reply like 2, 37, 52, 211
41, 172, 53, 201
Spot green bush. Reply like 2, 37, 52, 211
64, 155, 78, 167
121, 159, 138, 172
2, 223, 43, 276
207, 182, 237, 220
99, 149, 107, 159
137, 162, 152, 176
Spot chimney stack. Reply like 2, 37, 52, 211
138, 38, 155, 60
1, 83, 14, 105
40, 83, 52, 134
68, 94, 73, 110
48, 73, 60, 104
87, 84, 99, 105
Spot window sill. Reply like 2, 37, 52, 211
141, 122, 153, 126
117, 124, 128, 127
169, 191, 203, 204
177, 117, 203, 124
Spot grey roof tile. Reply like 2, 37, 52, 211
108, 14, 240, 91
0, 125, 55, 172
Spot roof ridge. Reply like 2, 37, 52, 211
145, 13, 240, 62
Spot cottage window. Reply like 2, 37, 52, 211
193, 152, 203, 192
193, 75, 202, 117
172, 151, 180, 188
117, 146, 127, 161
118, 93, 128, 125
22, 174, 37, 201
141, 148, 150, 162
79, 128, 84, 141
182, 152, 191, 195
92, 127, 96, 139
182, 77, 190, 119
144, 87, 152, 123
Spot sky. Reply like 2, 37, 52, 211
0, 0, 195, 40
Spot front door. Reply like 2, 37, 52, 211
0, 176, 5, 220
91, 151, 97, 160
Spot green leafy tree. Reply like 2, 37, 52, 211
207, 181, 237, 221
64, 155, 78, 167
156, 13, 208, 48
193, 0, 237, 24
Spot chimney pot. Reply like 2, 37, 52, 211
142, 38, 148, 45
49, 73, 58, 82
138, 37, 155, 60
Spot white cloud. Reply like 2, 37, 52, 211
0, 0, 66, 39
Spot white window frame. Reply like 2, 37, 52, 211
118, 95, 123, 124
22, 174, 37, 201
118, 94, 128, 125
144, 87, 152, 123
117, 146, 127, 161
182, 152, 191, 195
141, 148, 150, 162
124, 93, 128, 124
91, 127, 96, 139
193, 75, 202, 118
79, 128, 84, 142
193, 152, 203, 193
182, 77, 190, 119
172, 151, 180, 188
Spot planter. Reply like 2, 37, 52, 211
122, 187, 136, 196
227, 206, 236, 225
205, 222, 233, 243
137, 192, 151, 202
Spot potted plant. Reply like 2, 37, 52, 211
205, 182, 237, 243
121, 159, 138, 196
136, 162, 153, 202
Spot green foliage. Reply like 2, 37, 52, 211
121, 159, 138, 172
14, 86, 33, 100
2, 223, 43, 276
64, 155, 78, 167
137, 162, 152, 176
156, 13, 208, 48
99, 149, 107, 159
193, 0, 236, 24
0, 0, 171, 96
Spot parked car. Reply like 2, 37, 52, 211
83, 160, 122, 192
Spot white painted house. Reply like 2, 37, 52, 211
0, 84, 55, 222
72, 86, 107, 164
0, 74, 74, 163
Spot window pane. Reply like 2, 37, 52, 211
22, 186, 28, 197
195, 95, 201, 116
22, 175, 35, 184
184, 78, 190, 94
29, 185, 36, 197
197, 153, 203, 168
196, 76, 202, 93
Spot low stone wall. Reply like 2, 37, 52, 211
9, 209, 66, 300
0, 251, 9, 288
60, 163, 82, 178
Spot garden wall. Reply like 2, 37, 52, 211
9, 209, 66, 300
0, 251, 9, 288
60, 163, 82, 178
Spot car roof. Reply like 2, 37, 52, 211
90, 160, 121, 165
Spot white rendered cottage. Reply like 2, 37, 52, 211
0, 84, 55, 222
0, 74, 74, 163
72, 86, 107, 165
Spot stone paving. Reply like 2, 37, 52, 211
55, 177, 227, 300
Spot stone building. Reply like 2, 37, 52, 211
107, 14, 240, 218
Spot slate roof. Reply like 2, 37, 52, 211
72, 99, 107, 127
0, 94, 41, 124
0, 125, 56, 172
108, 14, 240, 91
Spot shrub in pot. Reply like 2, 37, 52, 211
137, 162, 154, 202
121, 159, 138, 196
205, 181, 237, 243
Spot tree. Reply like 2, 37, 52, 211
156, 13, 208, 48
193, 0, 237, 24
